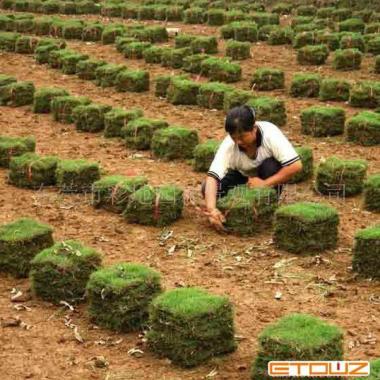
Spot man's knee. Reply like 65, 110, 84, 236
258, 157, 282, 180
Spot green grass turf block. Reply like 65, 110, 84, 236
0, 135, 35, 168
152, 5, 167, 21
250, 12, 279, 27
61, 52, 89, 75
207, 9, 225, 26
251, 68, 285, 91
123, 117, 168, 150
13, 0, 29, 11
364, 175, 380, 212
258, 25, 278, 41
154, 75, 171, 98
35, 44, 58, 64
333, 48, 362, 70
0, 218, 53, 278
225, 10, 248, 23
33, 16, 53, 35
217, 186, 278, 235
319, 78, 351, 101
82, 23, 104, 42
123, 184, 184, 226
72, 103, 112, 133
366, 23, 380, 34
161, 47, 191, 69
51, 95, 91, 124
346, 111, 380, 146
332, 7, 352, 21
137, 5, 156, 20
353, 9, 372, 23
0, 74, 16, 87
0, 81, 35, 107
36, 38, 66, 50
191, 36, 218, 54
349, 81, 380, 108
143, 46, 169, 64
115, 36, 137, 53
272, 2, 293, 15
316, 31, 340, 51
167, 78, 201, 105
339, 18, 365, 33
300, 106, 345, 137
8, 152, 59, 189
184, 7, 205, 24
274, 202, 339, 253
76, 59, 106, 80
30, 240, 101, 304
95, 64, 127, 88
193, 140, 220, 172
115, 70, 149, 93
121, 3, 139, 19
101, 24, 125, 45
47, 48, 75, 69
251, 313, 343, 379
225, 40, 251, 60
76, 0, 99, 14
147, 287, 236, 367
101, 3, 122, 18
197, 82, 233, 110
92, 175, 148, 213
175, 34, 197, 49
28, 0, 43, 12
56, 159, 100, 193
268, 26, 293, 45
297, 44, 329, 65
246, 97, 287, 127
183, 54, 210, 74
293, 31, 318, 49
293, 22, 326, 33
0, 15, 14, 31
14, 17, 35, 33
290, 73, 321, 98
14, 36, 40, 54
49, 19, 66, 38
296, 5, 317, 16
223, 89, 254, 112
41, 0, 59, 14
104, 108, 143, 138
140, 26, 168, 43
288, 146, 313, 184
376, 55, 380, 73
352, 225, 380, 279
316, 156, 368, 196
201, 57, 242, 83
123, 41, 151, 59
87, 262, 162, 332
165, 6, 184, 21
152, 126, 199, 160
33, 87, 69, 114
340, 33, 365, 52
221, 21, 258, 42
0, 31, 20, 51
61, 20, 84, 40
59, 1, 76, 15
367, 36, 380, 56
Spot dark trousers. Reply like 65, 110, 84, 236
202, 157, 283, 198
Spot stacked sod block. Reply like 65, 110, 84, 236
167, 78, 200, 106
123, 42, 151, 59
175, 34, 196, 49
352, 225, 380, 279
35, 44, 59, 64
332, 8, 352, 21
0, 31, 20, 51
154, 75, 172, 98
183, 54, 210, 74
15, 36, 39, 54
143, 46, 169, 64
193, 140, 220, 172
251, 313, 344, 379
297, 5, 317, 16
346, 111, 380, 146
288, 146, 313, 184
0, 15, 14, 31
115, 70, 149, 93
250, 12, 279, 27
0, 81, 35, 107
104, 108, 143, 138
95, 64, 127, 88
56, 159, 100, 193
246, 97, 287, 127
201, 57, 242, 83
250, 68, 285, 91
123, 118, 168, 150
0, 135, 35, 167
197, 82, 233, 110
221, 22, 258, 42
349, 82, 380, 108
333, 48, 362, 70
368, 36, 380, 56
319, 78, 351, 101
316, 32, 341, 51
0, 218, 53, 278
8, 152, 59, 189
147, 287, 236, 367
293, 31, 318, 49
217, 186, 278, 235
223, 89, 254, 112
34, 17, 53, 36
92, 175, 148, 213
300, 106, 345, 137
41, 0, 59, 13
76, 0, 99, 15
87, 263, 162, 332
61, 52, 89, 75
115, 36, 137, 53
376, 56, 380, 73
166, 6, 184, 22
316, 157, 368, 196
339, 18, 365, 33
48, 49, 75, 69
225, 10, 247, 23
258, 25, 278, 41
72, 104, 112, 133
274, 202, 339, 253
225, 40, 251, 60
33, 87, 69, 114
123, 185, 183, 227
51, 96, 91, 124
297, 44, 329, 65
364, 175, 380, 212
76, 59, 106, 81
268, 26, 293, 45
0, 74, 16, 87
191, 36, 218, 54
101, 3, 122, 18
184, 7, 204, 24
340, 33, 365, 52
62, 20, 84, 40
207, 9, 225, 26
161, 47, 191, 69
366, 23, 380, 34
30, 240, 102, 304
272, 2, 293, 15
290, 73, 321, 98
151, 127, 199, 160
82, 23, 104, 42
101, 25, 125, 45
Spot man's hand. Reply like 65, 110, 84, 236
204, 208, 226, 231
248, 177, 268, 188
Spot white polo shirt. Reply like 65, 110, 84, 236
207, 121, 300, 180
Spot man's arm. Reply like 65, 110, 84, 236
204, 176, 226, 230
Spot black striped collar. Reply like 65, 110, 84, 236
256, 124, 263, 148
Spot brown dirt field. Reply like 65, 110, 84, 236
0, 12, 379, 380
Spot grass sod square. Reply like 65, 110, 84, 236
104, 108, 143, 138
316, 156, 368, 196
349, 82, 380, 109
184, 7, 204, 24
76, 59, 106, 81
167, 78, 201, 106
366, 23, 380, 34
316, 32, 341, 51
340, 33, 365, 52
123, 42, 151, 59
272, 2, 293, 15
223, 89, 254, 112
293, 31, 318, 49
0, 74, 16, 87
121, 3, 138, 19
268, 27, 294, 45
56, 159, 101, 193
332, 7, 352, 21
123, 184, 184, 227
197, 82, 233, 110
35, 45, 58, 65
191, 36, 218, 54
258, 25, 278, 41
48, 49, 75, 69
8, 152, 59, 189
72, 104, 112, 133
41, 0, 59, 14
92, 175, 148, 213
352, 225, 380, 279
14, 18, 35, 34
147, 287, 236, 367
115, 70, 149, 93
101, 25, 125, 45
62, 20, 84, 40
30, 240, 102, 304
15, 36, 40, 54
0, 81, 35, 107
165, 6, 184, 22
183, 54, 210, 74
217, 186, 278, 235
290, 73, 321, 98
95, 64, 127, 88
175, 34, 197, 49
251, 313, 344, 379
251, 68, 285, 91
288, 146, 313, 184
376, 56, 380, 74
123, 118, 169, 150
368, 36, 380, 56
300, 106, 345, 137
225, 40, 251, 60
143, 46, 170, 64
207, 9, 225, 26
364, 175, 380, 212
0, 32, 20, 52
193, 140, 220, 172
61, 52, 89, 75
274, 202, 339, 253
296, 5, 317, 16
82, 23, 104, 42
0, 218, 54, 277
101, 3, 122, 18
201, 57, 242, 83
36, 38, 66, 50
346, 111, 380, 146
227, 22, 258, 42
152, 126, 199, 160
115, 36, 137, 53
333, 48, 362, 70
0, 135, 35, 167
86, 263, 162, 332
319, 78, 351, 101
297, 44, 329, 65
51, 95, 91, 124
250, 12, 279, 27
59, 1, 76, 15
34, 17, 53, 36
338, 18, 365, 33
161, 47, 191, 69
0, 15, 14, 31
225, 10, 247, 23
154, 75, 172, 98
246, 97, 287, 127
76, 0, 99, 15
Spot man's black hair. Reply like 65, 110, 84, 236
225, 105, 256, 135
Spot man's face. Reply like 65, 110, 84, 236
231, 129, 256, 152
